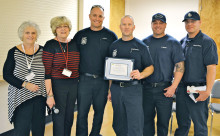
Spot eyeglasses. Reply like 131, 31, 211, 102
56, 25, 69, 29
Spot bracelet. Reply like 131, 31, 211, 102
47, 94, 54, 99
24, 82, 28, 88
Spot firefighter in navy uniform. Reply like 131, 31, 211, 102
142, 13, 185, 136
73, 5, 117, 136
174, 11, 218, 136
108, 15, 154, 136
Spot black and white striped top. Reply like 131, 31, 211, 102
3, 45, 46, 122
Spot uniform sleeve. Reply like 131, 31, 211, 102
73, 32, 81, 51
172, 41, 185, 64
203, 39, 218, 66
42, 41, 55, 79
141, 45, 154, 68
3, 48, 24, 89
112, 32, 118, 41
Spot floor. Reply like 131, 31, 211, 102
1, 79, 219, 136
44, 101, 220, 136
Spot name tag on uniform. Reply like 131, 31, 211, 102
130, 48, 139, 53
62, 68, 72, 77
26, 72, 35, 81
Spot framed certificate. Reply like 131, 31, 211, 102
104, 57, 134, 81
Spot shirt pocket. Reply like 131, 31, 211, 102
100, 38, 112, 57
130, 48, 141, 60
191, 45, 202, 59
158, 46, 172, 60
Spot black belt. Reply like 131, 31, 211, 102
144, 82, 171, 88
112, 81, 140, 87
183, 82, 206, 87
82, 73, 102, 78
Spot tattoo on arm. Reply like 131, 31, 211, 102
175, 61, 184, 73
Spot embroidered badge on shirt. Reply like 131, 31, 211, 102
161, 46, 167, 48
81, 37, 87, 45
113, 49, 117, 57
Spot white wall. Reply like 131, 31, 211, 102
0, 0, 78, 78
125, 0, 199, 40
79, 0, 110, 30
0, 0, 78, 133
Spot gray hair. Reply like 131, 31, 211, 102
50, 16, 72, 36
18, 21, 41, 41
121, 15, 135, 25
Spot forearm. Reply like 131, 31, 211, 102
109, 80, 112, 92
172, 61, 184, 88
206, 65, 216, 94
140, 65, 154, 79
172, 72, 183, 88
45, 79, 53, 95
3, 72, 24, 89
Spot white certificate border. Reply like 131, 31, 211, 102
104, 57, 134, 81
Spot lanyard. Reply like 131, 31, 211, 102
22, 44, 35, 70
57, 38, 69, 68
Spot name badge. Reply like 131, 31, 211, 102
62, 68, 72, 77
26, 72, 35, 81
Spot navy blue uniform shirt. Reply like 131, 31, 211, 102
143, 34, 185, 83
109, 38, 153, 73
181, 30, 218, 83
73, 27, 117, 75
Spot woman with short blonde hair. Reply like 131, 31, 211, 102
43, 16, 80, 136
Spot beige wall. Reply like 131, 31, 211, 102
199, 0, 220, 79
125, 0, 199, 40
110, 0, 125, 38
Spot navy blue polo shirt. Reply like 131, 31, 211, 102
73, 27, 117, 75
181, 31, 218, 83
109, 38, 153, 73
143, 34, 185, 83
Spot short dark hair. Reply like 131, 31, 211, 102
91, 5, 104, 12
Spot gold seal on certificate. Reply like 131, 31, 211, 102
104, 57, 134, 81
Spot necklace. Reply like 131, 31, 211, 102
22, 44, 36, 72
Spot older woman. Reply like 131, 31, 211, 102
43, 16, 80, 136
3, 21, 46, 136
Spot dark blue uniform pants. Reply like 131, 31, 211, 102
111, 83, 144, 136
175, 86, 209, 136
13, 96, 46, 136
76, 75, 108, 136
52, 79, 78, 136
143, 85, 173, 136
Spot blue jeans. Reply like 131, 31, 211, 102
76, 75, 108, 136
175, 86, 209, 136
143, 85, 173, 136
111, 83, 144, 136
